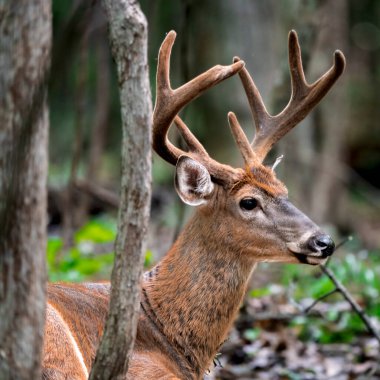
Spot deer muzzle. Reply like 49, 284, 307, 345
308, 234, 335, 257
286, 232, 335, 265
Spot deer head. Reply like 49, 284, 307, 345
153, 30, 345, 265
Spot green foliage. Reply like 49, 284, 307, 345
249, 242, 380, 345
249, 284, 283, 298
291, 309, 365, 344
243, 328, 260, 342
282, 249, 380, 307
75, 218, 117, 244
47, 238, 114, 283
144, 250, 154, 268
47, 217, 154, 282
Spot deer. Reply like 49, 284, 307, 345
42, 30, 345, 380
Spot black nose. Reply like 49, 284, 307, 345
308, 234, 335, 256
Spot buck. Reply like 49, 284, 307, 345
42, 30, 345, 379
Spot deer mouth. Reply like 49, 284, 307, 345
286, 233, 335, 265
291, 251, 329, 265
286, 241, 332, 265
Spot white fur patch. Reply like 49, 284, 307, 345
286, 241, 302, 253
286, 231, 316, 254
48, 304, 89, 378
272, 154, 284, 171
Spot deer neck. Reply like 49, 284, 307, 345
141, 209, 256, 377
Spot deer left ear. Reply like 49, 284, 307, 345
175, 155, 214, 206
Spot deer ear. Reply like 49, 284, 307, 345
175, 155, 214, 206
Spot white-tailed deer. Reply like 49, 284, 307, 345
42, 30, 345, 379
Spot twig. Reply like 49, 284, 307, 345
213, 353, 223, 369
74, 179, 119, 208
252, 311, 323, 321
303, 289, 339, 314
335, 235, 353, 251
298, 236, 380, 344
320, 264, 380, 344
326, 236, 380, 343
324, 235, 352, 268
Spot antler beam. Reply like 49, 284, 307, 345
233, 30, 346, 163
152, 31, 244, 168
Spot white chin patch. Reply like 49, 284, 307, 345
286, 242, 302, 253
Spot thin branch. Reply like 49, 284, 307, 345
74, 179, 119, 209
335, 235, 353, 251
303, 288, 339, 314
320, 264, 380, 344
252, 311, 322, 321
304, 237, 380, 343
324, 235, 352, 268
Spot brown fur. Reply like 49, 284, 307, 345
42, 167, 325, 379
247, 165, 288, 197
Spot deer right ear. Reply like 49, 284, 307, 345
175, 156, 214, 206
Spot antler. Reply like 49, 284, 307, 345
231, 30, 346, 164
152, 31, 245, 181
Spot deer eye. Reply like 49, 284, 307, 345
239, 198, 258, 211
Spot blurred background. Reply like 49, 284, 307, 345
50, 0, 380, 248
48, 1, 380, 378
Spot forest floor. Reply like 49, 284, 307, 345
207, 292, 380, 380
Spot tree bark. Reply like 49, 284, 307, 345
89, 0, 152, 379
0, 1, 51, 379
87, 28, 111, 182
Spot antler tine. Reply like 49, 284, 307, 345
235, 30, 346, 163
153, 31, 245, 167
173, 116, 208, 156
278, 30, 346, 128
173, 116, 240, 182
153, 31, 186, 165
287, 30, 307, 98
227, 112, 257, 165
233, 56, 270, 135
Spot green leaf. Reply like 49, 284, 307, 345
47, 236, 63, 268
74, 258, 102, 275
326, 309, 339, 322
308, 276, 335, 299
144, 250, 154, 268
243, 328, 260, 342
249, 287, 271, 298
75, 219, 116, 244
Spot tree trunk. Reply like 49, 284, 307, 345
87, 28, 111, 182
89, 0, 152, 379
0, 1, 51, 379
62, 27, 90, 247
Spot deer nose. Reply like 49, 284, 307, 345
308, 234, 335, 256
